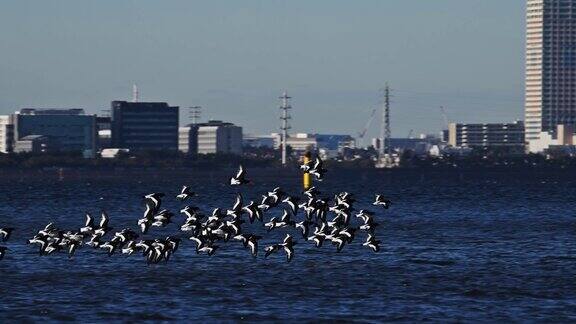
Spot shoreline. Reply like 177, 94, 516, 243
2, 165, 576, 182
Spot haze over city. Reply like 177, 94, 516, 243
0, 0, 525, 137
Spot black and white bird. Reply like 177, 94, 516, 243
233, 234, 262, 257
264, 244, 282, 258
295, 220, 312, 238
38, 223, 56, 237
226, 194, 244, 218
225, 218, 245, 235
197, 244, 219, 256
258, 195, 276, 211
267, 187, 285, 203
100, 240, 122, 256
80, 213, 95, 235
208, 208, 226, 223
144, 193, 165, 212
86, 234, 102, 248
283, 196, 300, 216
246, 235, 261, 257
176, 185, 196, 202
325, 231, 347, 252
265, 235, 296, 261
373, 194, 391, 209
94, 211, 112, 237
355, 210, 375, 223
0, 227, 14, 242
152, 209, 174, 227
308, 157, 327, 180
242, 201, 263, 223
359, 216, 379, 233
111, 228, 139, 244
121, 240, 138, 255
363, 233, 381, 252
264, 210, 295, 231
281, 234, 297, 262
303, 186, 320, 199
230, 165, 250, 185
64, 239, 82, 258
138, 217, 152, 234
308, 231, 326, 248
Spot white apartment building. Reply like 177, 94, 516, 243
525, 0, 576, 143
196, 120, 242, 155
0, 115, 14, 153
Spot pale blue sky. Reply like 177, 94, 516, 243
0, 0, 525, 137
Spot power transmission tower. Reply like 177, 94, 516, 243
279, 91, 292, 166
188, 106, 202, 125
380, 84, 391, 157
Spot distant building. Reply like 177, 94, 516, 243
14, 108, 96, 156
441, 130, 449, 143
243, 134, 275, 148
100, 148, 129, 159
96, 116, 111, 131
448, 121, 525, 151
96, 116, 112, 149
179, 125, 199, 154
0, 115, 14, 153
271, 133, 355, 154
528, 124, 576, 153
372, 136, 439, 155
316, 134, 355, 151
14, 135, 53, 153
111, 101, 179, 151
197, 120, 242, 155
272, 133, 316, 152
525, 0, 576, 143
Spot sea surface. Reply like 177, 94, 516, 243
0, 168, 574, 322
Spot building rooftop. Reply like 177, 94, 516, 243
19, 135, 48, 141
18, 108, 86, 116
191, 120, 237, 127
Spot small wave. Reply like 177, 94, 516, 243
408, 259, 456, 266
463, 289, 488, 298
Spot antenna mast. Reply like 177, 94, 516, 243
132, 84, 139, 103
188, 106, 202, 125
279, 91, 292, 166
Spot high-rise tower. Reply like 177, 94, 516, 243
525, 0, 576, 143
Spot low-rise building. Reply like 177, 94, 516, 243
243, 134, 275, 148
448, 121, 525, 151
111, 101, 179, 151
272, 133, 317, 152
100, 148, 130, 158
0, 115, 14, 153
14, 135, 52, 153
272, 133, 355, 154
197, 120, 242, 155
178, 125, 199, 154
96, 116, 112, 150
14, 108, 97, 156
528, 124, 576, 153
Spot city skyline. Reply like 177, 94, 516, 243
0, 1, 525, 137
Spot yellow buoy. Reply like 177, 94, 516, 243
303, 152, 311, 190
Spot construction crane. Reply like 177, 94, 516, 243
440, 106, 449, 129
356, 108, 377, 148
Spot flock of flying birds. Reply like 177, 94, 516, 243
0, 156, 391, 263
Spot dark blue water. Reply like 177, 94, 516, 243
0, 169, 574, 322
